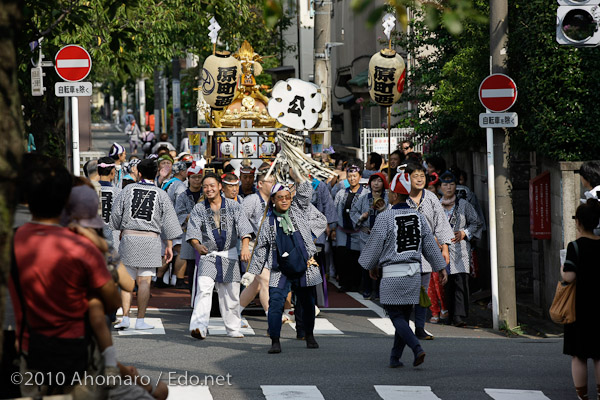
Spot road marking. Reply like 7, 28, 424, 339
167, 385, 213, 399
261, 385, 325, 400
369, 318, 416, 335
207, 318, 255, 336
289, 318, 344, 335
485, 388, 550, 400
346, 292, 386, 317
56, 59, 89, 68
117, 318, 165, 335
481, 88, 514, 98
375, 386, 441, 400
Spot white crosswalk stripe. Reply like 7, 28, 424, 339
368, 318, 416, 335
207, 317, 255, 336
117, 318, 165, 335
485, 388, 551, 400
164, 385, 553, 400
261, 385, 325, 400
375, 385, 441, 400
289, 318, 344, 335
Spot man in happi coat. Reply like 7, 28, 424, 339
175, 162, 204, 291
359, 172, 447, 368
242, 172, 327, 354
97, 156, 122, 250
111, 159, 183, 330
186, 172, 253, 339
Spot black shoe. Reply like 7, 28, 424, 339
415, 327, 434, 340
174, 279, 188, 289
389, 356, 404, 368
413, 350, 426, 367
453, 316, 467, 327
296, 332, 305, 340
153, 279, 170, 288
305, 335, 319, 349
268, 339, 281, 354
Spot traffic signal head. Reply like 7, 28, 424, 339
557, 1, 600, 46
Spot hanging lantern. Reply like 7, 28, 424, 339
261, 140, 277, 156
242, 141, 257, 157
220, 140, 235, 156
367, 48, 406, 107
201, 51, 241, 110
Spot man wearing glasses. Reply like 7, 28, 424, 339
399, 140, 414, 156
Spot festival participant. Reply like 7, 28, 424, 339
438, 171, 483, 327
242, 170, 327, 354
155, 160, 189, 288
240, 170, 276, 313
156, 154, 174, 188
175, 162, 204, 290
222, 172, 242, 203
109, 142, 127, 188
111, 159, 183, 330
122, 158, 142, 188
405, 163, 453, 340
359, 172, 447, 368
333, 164, 367, 292
186, 173, 253, 339
97, 157, 122, 250
350, 172, 389, 299
239, 165, 257, 197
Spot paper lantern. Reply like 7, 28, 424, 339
261, 141, 276, 156
220, 140, 235, 156
368, 49, 406, 107
201, 51, 241, 110
241, 141, 257, 157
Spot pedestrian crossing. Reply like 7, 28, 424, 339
164, 385, 552, 400
113, 315, 423, 336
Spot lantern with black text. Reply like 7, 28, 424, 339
368, 48, 406, 107
201, 51, 241, 110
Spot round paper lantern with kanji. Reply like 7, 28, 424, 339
241, 141, 257, 157
367, 49, 406, 107
201, 51, 241, 110
220, 140, 235, 156
261, 141, 277, 156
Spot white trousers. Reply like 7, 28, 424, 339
189, 275, 242, 334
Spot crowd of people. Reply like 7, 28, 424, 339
6, 135, 495, 397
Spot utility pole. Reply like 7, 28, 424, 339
313, 0, 332, 147
172, 57, 181, 148
154, 68, 161, 135
490, 0, 517, 329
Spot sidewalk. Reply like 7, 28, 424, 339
90, 121, 131, 155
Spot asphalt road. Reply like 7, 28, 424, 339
113, 308, 574, 400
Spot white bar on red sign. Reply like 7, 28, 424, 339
481, 88, 514, 98
57, 59, 90, 68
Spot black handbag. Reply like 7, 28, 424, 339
11, 241, 89, 384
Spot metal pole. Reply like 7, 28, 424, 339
486, 119, 499, 331
72, 97, 80, 176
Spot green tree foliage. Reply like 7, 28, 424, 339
19, 0, 293, 157
394, 1, 488, 153
508, 0, 600, 161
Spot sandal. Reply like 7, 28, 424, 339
429, 315, 440, 324
440, 310, 449, 320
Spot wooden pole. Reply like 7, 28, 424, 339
387, 106, 391, 178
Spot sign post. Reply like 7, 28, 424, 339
478, 73, 518, 330
54, 45, 92, 176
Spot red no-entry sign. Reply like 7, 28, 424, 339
54, 45, 92, 82
478, 74, 517, 112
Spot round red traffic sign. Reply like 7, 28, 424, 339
54, 45, 92, 82
478, 74, 517, 112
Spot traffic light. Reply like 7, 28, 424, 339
557, 1, 600, 46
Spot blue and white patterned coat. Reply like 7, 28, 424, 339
442, 198, 483, 274
186, 196, 253, 283
99, 182, 121, 249
248, 181, 327, 288
350, 190, 389, 249
110, 182, 182, 268
311, 180, 337, 246
406, 189, 454, 273
241, 192, 268, 235
358, 205, 447, 305
175, 189, 201, 260
334, 186, 369, 250
165, 178, 188, 205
